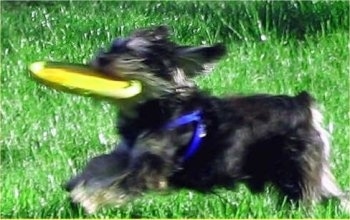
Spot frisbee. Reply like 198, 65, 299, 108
29, 61, 142, 99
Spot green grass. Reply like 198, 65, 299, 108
1, 1, 349, 218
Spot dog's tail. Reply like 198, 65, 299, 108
303, 91, 350, 213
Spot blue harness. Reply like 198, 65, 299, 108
165, 110, 206, 161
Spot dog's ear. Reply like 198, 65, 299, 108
175, 43, 226, 77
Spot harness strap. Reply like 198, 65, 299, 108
165, 110, 206, 161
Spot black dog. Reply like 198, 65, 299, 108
65, 26, 349, 214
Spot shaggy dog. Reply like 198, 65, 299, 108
64, 26, 349, 214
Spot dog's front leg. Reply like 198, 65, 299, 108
118, 130, 182, 193
64, 141, 133, 214
64, 138, 174, 214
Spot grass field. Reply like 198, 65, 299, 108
1, 1, 349, 218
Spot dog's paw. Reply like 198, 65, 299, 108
65, 169, 131, 214
64, 150, 131, 213
68, 181, 128, 214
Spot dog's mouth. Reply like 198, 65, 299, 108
29, 61, 143, 100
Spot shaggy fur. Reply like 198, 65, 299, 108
64, 26, 349, 214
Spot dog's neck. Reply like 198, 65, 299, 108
116, 86, 199, 118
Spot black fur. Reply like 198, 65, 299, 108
64, 26, 349, 214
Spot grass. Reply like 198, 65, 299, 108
1, 1, 349, 218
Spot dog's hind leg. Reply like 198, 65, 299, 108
272, 106, 349, 212
266, 117, 327, 207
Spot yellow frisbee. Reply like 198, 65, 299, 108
29, 61, 142, 99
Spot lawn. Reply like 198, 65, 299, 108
1, 1, 349, 218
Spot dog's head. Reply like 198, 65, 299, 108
90, 25, 226, 101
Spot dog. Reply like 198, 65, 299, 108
64, 25, 349, 214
